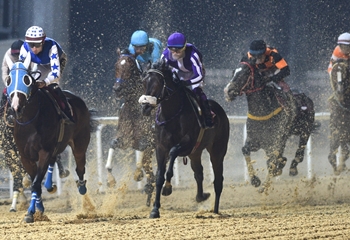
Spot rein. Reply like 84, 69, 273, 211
239, 62, 265, 95
146, 68, 184, 126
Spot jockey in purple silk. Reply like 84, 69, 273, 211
161, 32, 214, 129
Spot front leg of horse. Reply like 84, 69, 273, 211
162, 145, 180, 196
290, 144, 306, 176
337, 143, 349, 174
150, 167, 166, 218
25, 178, 44, 223
141, 148, 155, 207
242, 144, 261, 187
328, 138, 340, 175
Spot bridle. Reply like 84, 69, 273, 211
238, 61, 265, 95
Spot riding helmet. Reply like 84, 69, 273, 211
167, 32, 186, 48
130, 30, 149, 46
10, 39, 24, 55
249, 40, 266, 55
337, 32, 350, 45
25, 26, 46, 43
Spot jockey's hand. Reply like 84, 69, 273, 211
36, 80, 46, 88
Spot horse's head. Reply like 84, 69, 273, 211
5, 53, 38, 117
113, 51, 142, 100
139, 59, 177, 116
224, 61, 256, 101
331, 61, 350, 104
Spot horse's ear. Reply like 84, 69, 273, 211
145, 61, 152, 71
116, 48, 121, 56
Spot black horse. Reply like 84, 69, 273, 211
5, 54, 95, 223
140, 60, 230, 218
328, 60, 350, 174
105, 49, 155, 207
224, 61, 316, 193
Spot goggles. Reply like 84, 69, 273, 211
28, 42, 43, 48
132, 45, 147, 51
169, 45, 186, 53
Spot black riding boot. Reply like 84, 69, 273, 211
193, 87, 214, 129
51, 85, 75, 123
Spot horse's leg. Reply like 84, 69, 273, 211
328, 128, 340, 175
23, 150, 49, 223
141, 147, 155, 207
337, 142, 349, 173
56, 153, 70, 178
72, 146, 87, 195
134, 150, 144, 181
190, 150, 211, 203
242, 141, 261, 187
290, 132, 309, 176
105, 138, 118, 187
44, 162, 57, 194
150, 149, 167, 218
162, 144, 181, 196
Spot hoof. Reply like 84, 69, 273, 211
9, 208, 16, 212
196, 192, 210, 202
24, 213, 34, 223
59, 169, 70, 178
134, 168, 144, 182
144, 183, 154, 195
162, 185, 172, 196
47, 185, 57, 194
76, 180, 87, 195
289, 167, 298, 176
149, 209, 160, 218
251, 175, 261, 187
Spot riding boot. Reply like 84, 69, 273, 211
193, 87, 214, 129
51, 85, 75, 123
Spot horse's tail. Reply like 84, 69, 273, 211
89, 109, 99, 132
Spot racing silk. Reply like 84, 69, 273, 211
327, 46, 350, 74
19, 37, 65, 86
128, 37, 162, 63
161, 43, 204, 89
247, 47, 290, 83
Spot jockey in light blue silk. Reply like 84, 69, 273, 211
161, 32, 214, 129
128, 30, 162, 65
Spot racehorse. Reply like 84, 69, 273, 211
0, 94, 70, 212
139, 60, 230, 218
105, 49, 155, 207
5, 54, 94, 223
224, 60, 316, 193
328, 60, 350, 175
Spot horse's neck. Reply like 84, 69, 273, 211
159, 90, 186, 119
246, 89, 280, 115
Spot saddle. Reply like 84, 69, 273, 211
183, 88, 215, 129
41, 87, 73, 122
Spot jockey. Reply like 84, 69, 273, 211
1, 40, 24, 107
161, 32, 214, 129
19, 26, 73, 123
244, 39, 294, 114
127, 30, 162, 69
327, 32, 350, 74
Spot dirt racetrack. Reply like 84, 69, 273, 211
1, 173, 350, 240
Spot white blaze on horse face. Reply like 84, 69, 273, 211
11, 92, 20, 111
120, 59, 126, 65
337, 71, 342, 83
233, 67, 242, 78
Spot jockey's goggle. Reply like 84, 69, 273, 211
169, 45, 186, 53
28, 42, 43, 48
132, 45, 147, 51
248, 52, 264, 59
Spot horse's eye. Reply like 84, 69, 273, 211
23, 75, 32, 87
5, 76, 11, 87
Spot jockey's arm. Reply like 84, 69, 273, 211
43, 44, 61, 86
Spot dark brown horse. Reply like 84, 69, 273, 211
140, 60, 230, 218
5, 54, 94, 223
105, 49, 155, 206
0, 98, 70, 212
328, 60, 350, 174
224, 60, 317, 193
